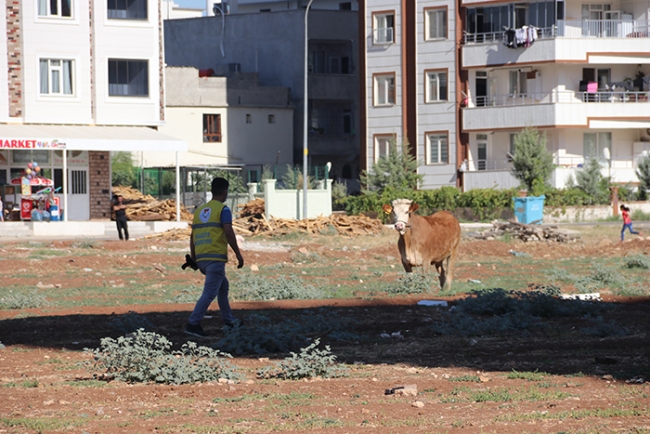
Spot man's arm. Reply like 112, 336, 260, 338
223, 223, 244, 269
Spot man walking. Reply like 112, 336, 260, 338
113, 195, 129, 241
185, 177, 244, 337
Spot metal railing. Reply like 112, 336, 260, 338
373, 27, 394, 44
472, 159, 513, 171
467, 156, 643, 172
471, 90, 650, 108
463, 20, 649, 44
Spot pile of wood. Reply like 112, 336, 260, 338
143, 226, 191, 241
467, 220, 580, 243
112, 185, 193, 222
232, 213, 384, 237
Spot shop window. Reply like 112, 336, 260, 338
427, 133, 448, 164
40, 59, 74, 95
107, 0, 147, 20
203, 114, 222, 142
108, 59, 148, 96
38, 0, 72, 18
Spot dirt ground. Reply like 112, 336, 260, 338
1, 226, 650, 433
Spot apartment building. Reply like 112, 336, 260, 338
0, 0, 185, 221
361, 0, 650, 191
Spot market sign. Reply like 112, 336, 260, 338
0, 139, 67, 149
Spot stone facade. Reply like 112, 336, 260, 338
88, 151, 111, 220
6, 0, 22, 117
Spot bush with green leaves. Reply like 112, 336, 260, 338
0, 290, 48, 309
361, 138, 423, 194
257, 338, 348, 380
625, 254, 650, 269
573, 158, 610, 204
86, 329, 240, 384
281, 165, 315, 190
510, 127, 554, 194
111, 151, 138, 188
233, 274, 324, 301
385, 272, 437, 295
635, 154, 650, 200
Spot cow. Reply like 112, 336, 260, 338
382, 199, 461, 291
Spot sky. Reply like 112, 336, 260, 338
174, 0, 207, 8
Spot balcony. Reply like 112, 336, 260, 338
463, 20, 650, 67
463, 90, 650, 130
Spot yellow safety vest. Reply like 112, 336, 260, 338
192, 201, 228, 262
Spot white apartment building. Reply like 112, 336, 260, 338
361, 0, 650, 192
0, 0, 185, 221
206, 0, 358, 15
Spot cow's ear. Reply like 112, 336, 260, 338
382, 204, 393, 214
409, 202, 420, 213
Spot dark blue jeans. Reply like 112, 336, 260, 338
188, 261, 235, 326
621, 223, 639, 241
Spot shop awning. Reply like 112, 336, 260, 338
0, 124, 187, 152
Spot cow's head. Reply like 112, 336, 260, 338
382, 199, 419, 235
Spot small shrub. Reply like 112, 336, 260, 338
506, 370, 549, 381
0, 290, 48, 309
386, 272, 436, 295
625, 255, 650, 269
86, 329, 240, 384
257, 338, 348, 380
290, 251, 322, 264
74, 239, 96, 249
234, 274, 324, 301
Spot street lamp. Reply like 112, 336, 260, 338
303, 0, 316, 220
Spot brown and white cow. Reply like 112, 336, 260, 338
382, 199, 461, 290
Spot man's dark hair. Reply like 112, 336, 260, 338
211, 177, 229, 196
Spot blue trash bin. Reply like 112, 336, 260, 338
50, 204, 59, 222
512, 195, 545, 224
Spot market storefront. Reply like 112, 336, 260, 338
0, 125, 187, 222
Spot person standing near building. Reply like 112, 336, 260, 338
620, 204, 642, 241
0, 195, 4, 221
113, 195, 129, 241
185, 177, 244, 338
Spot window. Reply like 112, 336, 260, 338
374, 135, 392, 161
583, 132, 611, 161
477, 134, 488, 170
427, 134, 448, 164
107, 0, 147, 20
203, 114, 221, 142
38, 0, 72, 18
39, 59, 74, 95
246, 114, 252, 124
70, 170, 87, 194
374, 73, 396, 106
426, 71, 448, 102
509, 133, 516, 160
108, 59, 148, 96
343, 110, 352, 134
426, 8, 447, 40
339, 2, 352, 11
509, 70, 527, 97
268, 114, 275, 124
373, 12, 394, 44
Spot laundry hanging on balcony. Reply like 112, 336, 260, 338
504, 26, 538, 48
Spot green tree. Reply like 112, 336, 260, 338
635, 154, 650, 200
575, 157, 610, 204
361, 138, 422, 194
111, 152, 138, 187
281, 165, 314, 190
510, 127, 554, 195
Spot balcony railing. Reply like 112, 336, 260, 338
471, 90, 650, 108
309, 116, 353, 136
463, 20, 649, 44
468, 156, 641, 172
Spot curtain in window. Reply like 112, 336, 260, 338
63, 60, 72, 95
40, 60, 49, 94
38, 0, 47, 15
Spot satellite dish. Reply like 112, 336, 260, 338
603, 147, 611, 160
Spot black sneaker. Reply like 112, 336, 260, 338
224, 319, 244, 329
184, 323, 208, 338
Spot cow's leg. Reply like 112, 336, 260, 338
401, 258, 413, 273
445, 242, 460, 290
435, 261, 446, 289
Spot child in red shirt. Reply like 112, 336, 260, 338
620, 204, 642, 241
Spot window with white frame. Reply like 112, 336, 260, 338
38, 0, 72, 18
39, 59, 74, 95
426, 8, 447, 40
509, 70, 527, 97
108, 59, 148, 96
583, 132, 611, 161
427, 133, 448, 164
107, 0, 147, 20
426, 71, 447, 102
374, 136, 392, 161
373, 12, 394, 44
374, 73, 395, 106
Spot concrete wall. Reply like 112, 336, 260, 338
545, 201, 650, 223
261, 178, 332, 220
